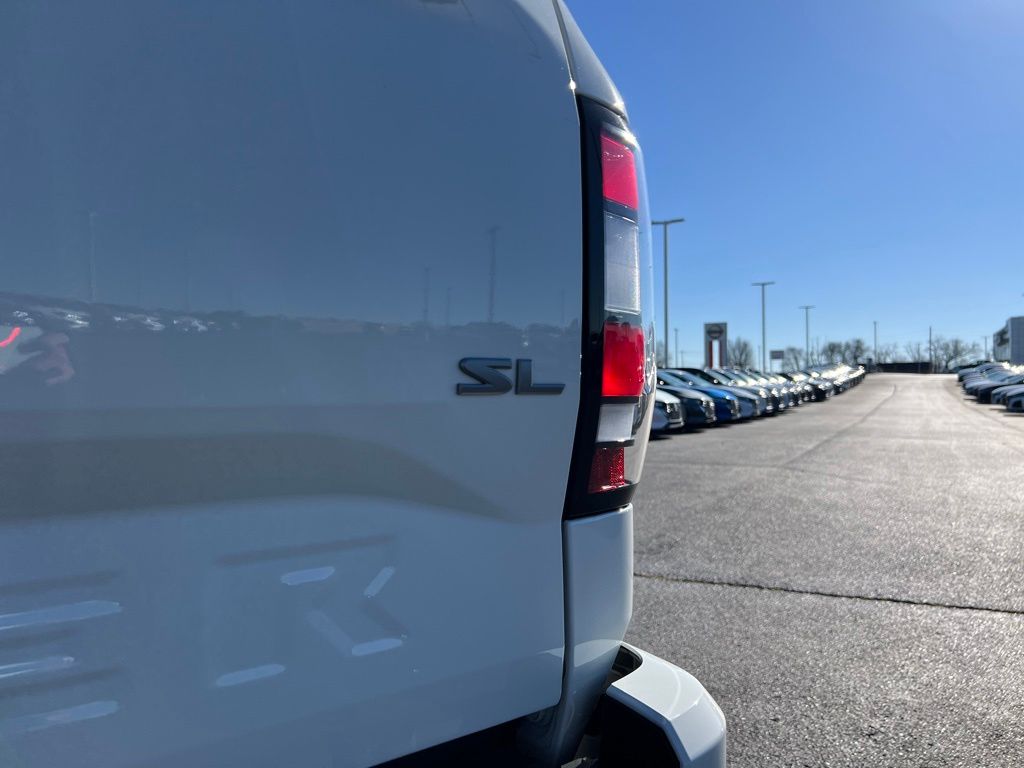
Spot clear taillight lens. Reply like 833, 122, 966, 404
603, 212, 641, 313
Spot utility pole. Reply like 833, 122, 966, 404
652, 218, 685, 366
674, 327, 679, 368
873, 320, 878, 369
752, 281, 775, 371
422, 267, 430, 325
799, 305, 814, 366
929, 326, 934, 373
88, 211, 98, 303
487, 226, 499, 323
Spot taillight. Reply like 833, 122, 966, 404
602, 321, 645, 398
600, 134, 639, 210
588, 446, 625, 494
565, 99, 655, 518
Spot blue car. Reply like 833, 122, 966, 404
664, 369, 762, 418
678, 367, 772, 414
655, 382, 718, 427
658, 371, 741, 422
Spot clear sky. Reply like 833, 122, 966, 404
568, 0, 1024, 364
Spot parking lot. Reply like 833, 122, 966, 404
629, 373, 1024, 766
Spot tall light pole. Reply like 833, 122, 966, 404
752, 281, 775, 371
929, 326, 933, 374
487, 226, 499, 323
873, 320, 878, 367
799, 305, 814, 364
652, 217, 685, 366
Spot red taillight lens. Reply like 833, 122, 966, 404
588, 446, 626, 493
600, 134, 638, 210
602, 321, 645, 398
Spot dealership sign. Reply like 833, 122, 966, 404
704, 322, 728, 367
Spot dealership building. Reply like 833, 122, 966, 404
993, 316, 1024, 364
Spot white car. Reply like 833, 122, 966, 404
0, 3, 724, 768
653, 389, 686, 432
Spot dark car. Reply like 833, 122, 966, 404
800, 369, 836, 401
779, 371, 813, 403
655, 381, 718, 428
743, 369, 799, 408
973, 373, 1024, 403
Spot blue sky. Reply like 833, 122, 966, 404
568, 0, 1024, 363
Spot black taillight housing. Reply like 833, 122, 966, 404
564, 98, 656, 520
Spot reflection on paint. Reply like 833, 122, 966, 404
0, 700, 119, 736
0, 656, 75, 681
0, 600, 121, 632
280, 566, 336, 586
351, 638, 403, 657
214, 663, 285, 688
363, 566, 395, 598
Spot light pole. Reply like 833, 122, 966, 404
873, 320, 878, 368
486, 226, 499, 323
752, 281, 775, 371
674, 327, 679, 367
652, 217, 685, 367
799, 305, 814, 365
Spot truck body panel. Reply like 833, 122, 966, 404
0, 2, 583, 765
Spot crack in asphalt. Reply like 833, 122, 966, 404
633, 571, 1024, 617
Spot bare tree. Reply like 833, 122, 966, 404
935, 337, 980, 371
728, 337, 754, 367
783, 346, 804, 371
904, 341, 925, 362
876, 342, 899, 363
821, 340, 844, 363
840, 338, 867, 364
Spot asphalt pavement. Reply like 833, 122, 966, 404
628, 373, 1024, 767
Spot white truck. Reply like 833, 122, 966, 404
0, 2, 725, 765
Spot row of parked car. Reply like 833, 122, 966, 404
957, 362, 1024, 412
652, 363, 867, 432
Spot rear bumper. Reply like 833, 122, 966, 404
595, 643, 726, 767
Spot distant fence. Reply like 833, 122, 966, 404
875, 362, 935, 374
